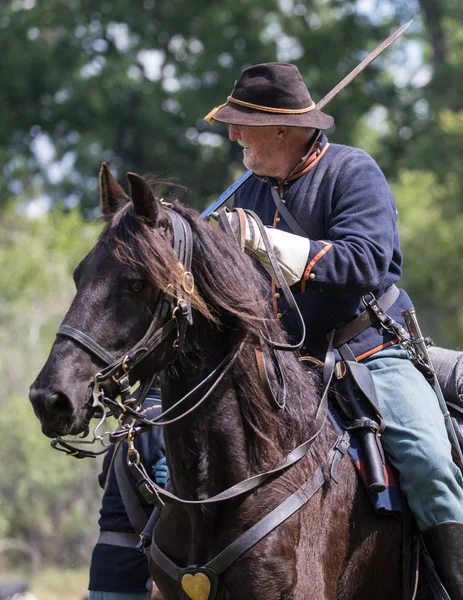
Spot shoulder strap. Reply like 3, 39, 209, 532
270, 187, 309, 238
114, 444, 149, 535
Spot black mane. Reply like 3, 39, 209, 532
103, 194, 325, 465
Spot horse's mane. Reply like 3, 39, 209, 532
103, 191, 325, 467
102, 193, 282, 340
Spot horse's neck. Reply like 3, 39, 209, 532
161, 326, 279, 503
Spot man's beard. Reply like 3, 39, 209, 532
243, 150, 266, 175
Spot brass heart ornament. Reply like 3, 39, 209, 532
181, 572, 212, 600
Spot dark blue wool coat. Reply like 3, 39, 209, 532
234, 133, 414, 359
89, 396, 165, 593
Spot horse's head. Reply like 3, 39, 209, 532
29, 163, 199, 438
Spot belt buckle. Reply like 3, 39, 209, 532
362, 291, 377, 308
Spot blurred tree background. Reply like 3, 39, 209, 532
0, 0, 461, 593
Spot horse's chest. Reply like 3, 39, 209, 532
151, 507, 301, 600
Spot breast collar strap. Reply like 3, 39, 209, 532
143, 427, 348, 600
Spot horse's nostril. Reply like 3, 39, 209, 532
29, 388, 76, 437
30, 388, 73, 422
47, 391, 72, 414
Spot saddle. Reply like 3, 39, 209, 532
317, 334, 463, 600
328, 341, 463, 500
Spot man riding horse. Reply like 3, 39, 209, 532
205, 62, 463, 599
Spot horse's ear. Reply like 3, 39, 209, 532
99, 162, 129, 219
127, 172, 161, 225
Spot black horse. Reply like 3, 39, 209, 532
30, 164, 408, 599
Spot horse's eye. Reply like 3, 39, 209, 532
129, 280, 145, 293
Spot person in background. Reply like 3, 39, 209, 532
88, 389, 166, 600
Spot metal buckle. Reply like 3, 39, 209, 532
126, 429, 140, 466
182, 271, 195, 295
361, 291, 377, 308
172, 298, 188, 320
111, 355, 131, 384
335, 361, 348, 380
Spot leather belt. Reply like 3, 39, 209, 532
305, 284, 401, 356
97, 530, 140, 548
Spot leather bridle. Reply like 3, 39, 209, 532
58, 207, 195, 382
52, 208, 197, 457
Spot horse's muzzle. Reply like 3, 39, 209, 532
29, 384, 86, 438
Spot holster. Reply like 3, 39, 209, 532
334, 348, 387, 493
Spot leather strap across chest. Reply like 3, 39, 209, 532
270, 187, 309, 237
149, 467, 325, 599
146, 431, 349, 600
266, 181, 402, 357
306, 284, 401, 357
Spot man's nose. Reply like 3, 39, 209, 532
229, 124, 240, 141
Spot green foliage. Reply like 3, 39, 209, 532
0, 0, 396, 213
0, 208, 103, 566
31, 565, 88, 600
0, 394, 102, 565
393, 170, 463, 348
381, 0, 463, 347
0, 207, 100, 399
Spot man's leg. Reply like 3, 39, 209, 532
362, 344, 463, 599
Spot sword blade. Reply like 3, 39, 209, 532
317, 20, 413, 111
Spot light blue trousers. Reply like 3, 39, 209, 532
88, 592, 147, 600
362, 344, 463, 531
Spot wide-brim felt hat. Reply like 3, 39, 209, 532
205, 62, 334, 130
